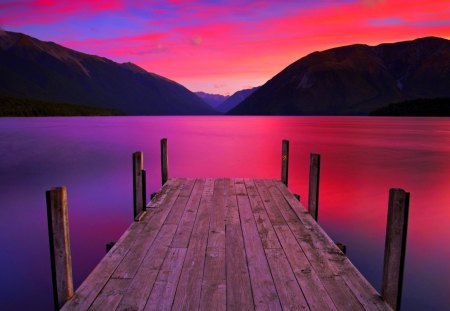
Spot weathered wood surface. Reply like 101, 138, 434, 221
62, 178, 392, 311
382, 189, 410, 311
308, 153, 320, 221
46, 186, 74, 310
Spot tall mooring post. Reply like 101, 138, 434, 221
133, 151, 146, 220
281, 140, 289, 186
46, 186, 74, 310
382, 188, 410, 311
308, 153, 320, 221
161, 138, 169, 186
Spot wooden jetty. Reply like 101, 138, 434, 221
47, 140, 409, 311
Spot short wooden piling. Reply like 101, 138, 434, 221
106, 241, 116, 253
161, 138, 169, 186
281, 140, 289, 186
133, 151, 145, 220
336, 243, 347, 255
46, 187, 73, 310
308, 153, 320, 221
142, 169, 147, 208
382, 188, 410, 311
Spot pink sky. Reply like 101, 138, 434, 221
1, 0, 450, 95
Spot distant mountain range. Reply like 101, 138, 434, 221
0, 30, 215, 115
2, 31, 448, 116
229, 37, 450, 115
195, 92, 229, 109
216, 87, 259, 113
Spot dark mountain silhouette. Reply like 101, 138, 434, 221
195, 92, 228, 109
0, 30, 215, 115
216, 87, 259, 113
229, 37, 450, 115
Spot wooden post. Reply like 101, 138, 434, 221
336, 243, 347, 255
382, 188, 410, 311
142, 169, 147, 209
308, 153, 320, 221
46, 187, 74, 310
106, 241, 116, 253
281, 140, 289, 186
161, 138, 169, 186
133, 151, 145, 220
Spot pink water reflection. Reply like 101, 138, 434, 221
0, 116, 449, 310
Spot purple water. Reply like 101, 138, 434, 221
0, 116, 449, 310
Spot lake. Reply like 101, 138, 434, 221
0, 116, 449, 310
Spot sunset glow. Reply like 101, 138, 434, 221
1, 0, 450, 94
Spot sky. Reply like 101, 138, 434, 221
1, 0, 450, 95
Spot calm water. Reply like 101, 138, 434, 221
0, 116, 449, 310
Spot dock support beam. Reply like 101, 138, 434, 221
106, 241, 116, 253
161, 138, 169, 186
336, 243, 347, 255
133, 151, 146, 220
308, 153, 320, 221
46, 187, 74, 310
382, 188, 410, 311
281, 140, 289, 186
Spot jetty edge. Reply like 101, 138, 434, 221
46, 139, 409, 311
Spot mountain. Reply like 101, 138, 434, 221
229, 37, 450, 115
195, 92, 229, 109
216, 87, 259, 113
0, 30, 215, 115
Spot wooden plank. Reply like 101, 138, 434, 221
200, 179, 227, 311
165, 196, 190, 225
243, 178, 259, 196
145, 248, 187, 311
203, 178, 215, 197
253, 179, 286, 226
87, 279, 129, 311
207, 178, 226, 249
272, 180, 390, 311
178, 178, 196, 197
147, 178, 179, 208
245, 179, 281, 249
61, 180, 180, 310
171, 183, 212, 311
237, 195, 282, 311
225, 178, 254, 310
225, 179, 239, 226
226, 224, 254, 311
46, 186, 74, 310
235, 178, 247, 196
200, 247, 226, 311
115, 224, 178, 310
112, 179, 183, 279
308, 154, 320, 221
265, 248, 309, 310
274, 225, 337, 311
61, 221, 147, 310
171, 179, 205, 248
382, 189, 410, 311
270, 180, 364, 310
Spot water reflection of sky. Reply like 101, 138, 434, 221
0, 116, 449, 310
